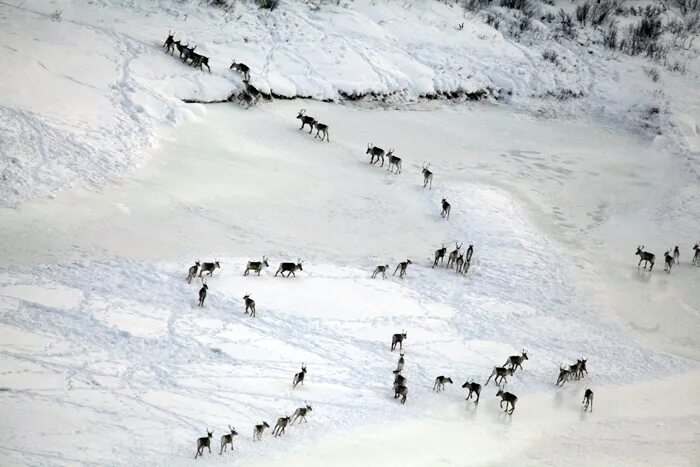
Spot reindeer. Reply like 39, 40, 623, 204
504, 350, 528, 372
163, 31, 176, 54
366, 144, 385, 166
372, 264, 390, 279
275, 259, 303, 277
292, 363, 307, 388
433, 244, 447, 268
219, 426, 238, 455
253, 422, 270, 441
238, 91, 255, 109
693, 243, 700, 265
393, 373, 407, 387
290, 403, 312, 425
243, 81, 262, 102
391, 331, 407, 352
422, 163, 433, 189
636, 246, 655, 271
462, 379, 482, 404
664, 250, 674, 272
243, 294, 256, 317
394, 384, 408, 404
181, 44, 197, 63
556, 365, 571, 386
313, 122, 330, 142
462, 244, 474, 274
272, 415, 291, 437
198, 282, 208, 307
441, 198, 451, 220
195, 429, 213, 459
433, 376, 453, 392
485, 366, 514, 386
187, 261, 201, 283
191, 53, 211, 72
386, 149, 402, 174
455, 254, 465, 273
582, 389, 594, 412
496, 389, 518, 414
199, 261, 220, 277
174, 40, 188, 59
244, 257, 269, 276
673, 246, 680, 264
447, 242, 462, 269
297, 109, 316, 133
393, 260, 412, 279
394, 351, 405, 373
230, 60, 250, 81
576, 358, 588, 379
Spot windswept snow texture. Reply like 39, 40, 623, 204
1, 100, 699, 465
0, 0, 698, 206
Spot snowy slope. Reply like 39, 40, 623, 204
1, 0, 700, 465
1, 99, 699, 465
1, 0, 698, 207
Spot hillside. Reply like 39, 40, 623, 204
0, 0, 699, 466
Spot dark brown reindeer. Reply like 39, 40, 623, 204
219, 426, 238, 455
462, 379, 482, 404
253, 422, 270, 441
441, 198, 451, 220
485, 366, 514, 386
292, 363, 307, 388
455, 254, 465, 273
496, 389, 518, 414
187, 261, 201, 284
394, 260, 412, 279
664, 250, 674, 273
464, 244, 474, 273
174, 40, 188, 58
189, 51, 211, 72
272, 415, 291, 437
275, 259, 303, 277
556, 365, 571, 386
433, 244, 447, 268
181, 44, 197, 63
163, 31, 176, 54
200, 261, 220, 277
244, 256, 269, 276
433, 376, 453, 392
313, 121, 330, 142
422, 163, 433, 189
394, 383, 408, 404
238, 91, 255, 109
386, 149, 402, 174
582, 389, 594, 412
366, 144, 385, 166
391, 330, 407, 351
230, 60, 250, 81
372, 264, 390, 279
290, 403, 312, 425
447, 242, 462, 269
243, 294, 256, 317
394, 351, 405, 373
393, 373, 407, 388
693, 243, 700, 265
504, 350, 528, 372
198, 281, 208, 308
195, 429, 213, 459
673, 246, 680, 264
636, 245, 655, 271
297, 109, 316, 133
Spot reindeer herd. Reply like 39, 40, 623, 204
635, 243, 700, 273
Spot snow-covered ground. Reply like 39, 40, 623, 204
1, 0, 699, 465
1, 100, 698, 465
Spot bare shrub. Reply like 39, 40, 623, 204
674, 0, 700, 16
644, 66, 660, 82
603, 21, 619, 48
485, 12, 501, 30
576, 2, 590, 25
500, 0, 536, 18
558, 9, 576, 38
542, 49, 558, 62
621, 8, 664, 56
